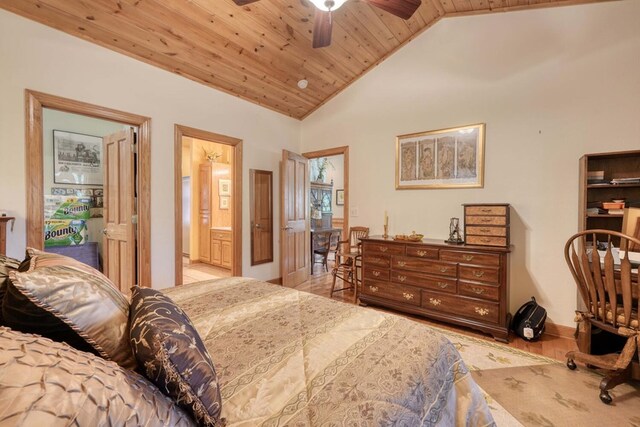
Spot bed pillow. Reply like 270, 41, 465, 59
0, 255, 20, 325
129, 287, 224, 427
0, 327, 195, 427
4, 251, 137, 369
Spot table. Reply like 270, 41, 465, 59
310, 227, 341, 275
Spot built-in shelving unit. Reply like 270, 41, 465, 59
579, 150, 640, 242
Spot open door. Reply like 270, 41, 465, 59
103, 128, 136, 293
280, 150, 310, 287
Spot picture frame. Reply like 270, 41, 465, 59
219, 196, 230, 210
336, 189, 344, 206
219, 179, 231, 196
53, 130, 103, 185
395, 123, 485, 189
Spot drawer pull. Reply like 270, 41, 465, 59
439, 267, 449, 273
397, 261, 407, 267
473, 270, 485, 278
417, 250, 428, 257
379, 246, 388, 252
429, 298, 441, 307
481, 208, 491, 213
372, 271, 381, 277
481, 218, 492, 223
402, 292, 414, 301
463, 254, 474, 261
480, 228, 491, 233
481, 238, 491, 243
471, 287, 485, 295
398, 275, 407, 282
437, 282, 448, 289
369, 286, 379, 293
475, 307, 490, 316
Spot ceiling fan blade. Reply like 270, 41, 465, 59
312, 9, 333, 49
232, 0, 260, 5
365, 0, 422, 20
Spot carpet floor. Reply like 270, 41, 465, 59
431, 325, 640, 426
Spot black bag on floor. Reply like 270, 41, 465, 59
512, 297, 547, 341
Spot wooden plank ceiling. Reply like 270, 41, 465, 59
0, 0, 615, 119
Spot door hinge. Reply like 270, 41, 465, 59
131, 142, 137, 154
131, 214, 138, 224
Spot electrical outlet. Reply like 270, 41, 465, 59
350, 207, 359, 217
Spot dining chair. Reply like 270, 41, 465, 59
312, 232, 333, 273
330, 226, 369, 301
564, 229, 640, 404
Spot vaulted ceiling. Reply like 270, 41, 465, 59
1, 0, 614, 119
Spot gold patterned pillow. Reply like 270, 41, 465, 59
130, 287, 225, 427
5, 253, 137, 369
0, 327, 195, 426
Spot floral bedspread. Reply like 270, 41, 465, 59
164, 277, 494, 426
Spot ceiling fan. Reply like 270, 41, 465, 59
232, 0, 422, 48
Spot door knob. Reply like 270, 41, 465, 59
282, 226, 293, 231
255, 224, 262, 229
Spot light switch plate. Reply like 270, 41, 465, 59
350, 207, 359, 217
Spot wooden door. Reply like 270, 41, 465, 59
211, 238, 222, 265
250, 169, 273, 265
221, 241, 232, 268
103, 129, 136, 293
280, 150, 310, 287
199, 163, 212, 263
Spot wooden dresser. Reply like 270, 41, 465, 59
360, 236, 511, 342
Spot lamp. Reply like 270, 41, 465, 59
309, 0, 348, 11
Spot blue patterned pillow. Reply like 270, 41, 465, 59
129, 287, 224, 427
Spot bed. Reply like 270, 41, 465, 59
163, 277, 494, 426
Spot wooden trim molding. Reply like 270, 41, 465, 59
174, 125, 243, 285
303, 146, 349, 241
545, 321, 576, 339
25, 90, 152, 286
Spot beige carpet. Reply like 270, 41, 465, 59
428, 325, 640, 427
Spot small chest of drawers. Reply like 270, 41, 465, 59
463, 204, 510, 247
360, 237, 510, 342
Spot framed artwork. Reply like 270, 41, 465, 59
219, 179, 231, 196
53, 130, 103, 185
336, 189, 344, 206
219, 196, 230, 210
396, 123, 485, 189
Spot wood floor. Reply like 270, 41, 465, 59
295, 263, 578, 362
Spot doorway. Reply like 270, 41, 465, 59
25, 90, 152, 290
174, 125, 242, 285
303, 147, 349, 276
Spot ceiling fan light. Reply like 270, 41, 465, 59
309, 0, 348, 12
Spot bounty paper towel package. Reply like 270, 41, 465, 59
44, 219, 89, 247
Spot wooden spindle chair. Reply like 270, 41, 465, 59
564, 229, 640, 404
331, 226, 369, 301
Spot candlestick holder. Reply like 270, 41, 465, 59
383, 224, 389, 239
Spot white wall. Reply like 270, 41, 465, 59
301, 0, 640, 326
0, 10, 301, 286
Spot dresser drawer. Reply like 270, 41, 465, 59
465, 206, 507, 216
363, 242, 405, 256
466, 226, 507, 237
465, 216, 507, 226
363, 267, 390, 281
465, 236, 507, 247
458, 281, 500, 302
440, 250, 500, 266
391, 271, 456, 294
392, 256, 457, 277
363, 254, 390, 268
406, 246, 438, 259
422, 291, 499, 324
459, 265, 499, 284
362, 280, 420, 306
211, 231, 232, 241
